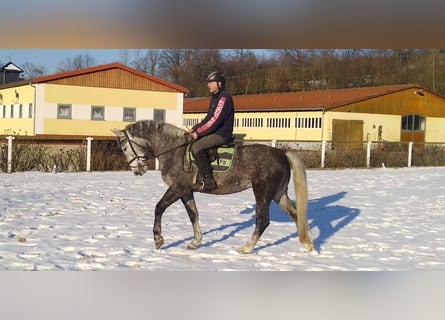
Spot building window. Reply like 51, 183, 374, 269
28, 103, 33, 118
184, 118, 200, 127
19, 104, 23, 118
123, 107, 136, 122
57, 104, 72, 119
267, 117, 290, 128
295, 117, 322, 129
401, 114, 425, 131
2, 105, 5, 118
91, 105, 105, 120
154, 109, 165, 122
242, 118, 263, 128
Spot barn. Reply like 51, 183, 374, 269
183, 84, 445, 149
0, 62, 189, 140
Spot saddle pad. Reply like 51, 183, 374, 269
188, 146, 236, 173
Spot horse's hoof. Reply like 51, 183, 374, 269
187, 243, 198, 250
237, 246, 254, 254
154, 237, 164, 249
304, 242, 314, 252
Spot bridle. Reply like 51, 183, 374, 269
121, 130, 192, 167
121, 131, 150, 167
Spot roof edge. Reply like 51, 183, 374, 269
324, 84, 438, 110
32, 62, 190, 94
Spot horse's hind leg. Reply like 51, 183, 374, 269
181, 193, 202, 250
277, 192, 298, 222
277, 192, 314, 252
238, 196, 271, 254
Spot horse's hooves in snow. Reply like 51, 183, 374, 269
155, 237, 164, 249
187, 243, 198, 250
237, 246, 254, 254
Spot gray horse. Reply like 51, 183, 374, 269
113, 120, 313, 254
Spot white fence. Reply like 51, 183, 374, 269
248, 139, 445, 168
1, 136, 94, 173
2, 137, 445, 172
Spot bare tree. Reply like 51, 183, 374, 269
31, 48, 445, 97
20, 62, 47, 79
159, 49, 187, 83
130, 49, 162, 76
57, 53, 96, 72
179, 49, 223, 97
118, 49, 131, 66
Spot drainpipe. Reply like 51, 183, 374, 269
320, 108, 326, 141
320, 108, 326, 168
29, 81, 37, 136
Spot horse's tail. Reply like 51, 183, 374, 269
285, 150, 314, 252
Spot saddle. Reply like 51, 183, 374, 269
187, 140, 237, 173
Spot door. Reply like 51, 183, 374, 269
400, 114, 425, 148
332, 119, 364, 150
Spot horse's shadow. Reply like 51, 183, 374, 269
162, 191, 360, 253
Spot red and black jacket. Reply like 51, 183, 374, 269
192, 88, 234, 140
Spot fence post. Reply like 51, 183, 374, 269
271, 139, 276, 148
7, 136, 15, 173
321, 140, 326, 168
408, 141, 413, 167
86, 137, 93, 172
366, 141, 371, 168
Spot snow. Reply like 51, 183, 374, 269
1, 166, 445, 271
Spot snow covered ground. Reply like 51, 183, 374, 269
1, 166, 444, 271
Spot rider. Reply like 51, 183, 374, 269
188, 71, 235, 191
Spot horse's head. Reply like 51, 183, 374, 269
112, 128, 151, 176
113, 120, 191, 175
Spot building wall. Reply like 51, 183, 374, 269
333, 89, 445, 117
324, 112, 401, 142
0, 84, 35, 135
185, 108, 445, 143
0, 118, 34, 136
34, 84, 183, 136
184, 90, 445, 144
44, 84, 178, 108
425, 117, 445, 143
184, 111, 324, 142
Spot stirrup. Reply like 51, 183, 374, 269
203, 179, 217, 191
193, 179, 205, 191
193, 178, 217, 191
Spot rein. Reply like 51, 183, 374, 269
155, 140, 191, 158
123, 130, 191, 165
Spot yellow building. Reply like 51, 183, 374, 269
0, 62, 189, 140
184, 84, 445, 148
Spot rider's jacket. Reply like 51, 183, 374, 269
192, 88, 234, 140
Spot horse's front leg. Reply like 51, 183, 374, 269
153, 187, 182, 249
181, 193, 202, 250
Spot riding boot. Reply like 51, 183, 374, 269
193, 150, 217, 191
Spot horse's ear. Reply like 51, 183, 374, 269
111, 128, 125, 138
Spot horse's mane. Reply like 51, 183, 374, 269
159, 121, 187, 138
127, 120, 186, 139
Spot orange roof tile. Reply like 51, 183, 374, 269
32, 62, 190, 94
184, 84, 433, 113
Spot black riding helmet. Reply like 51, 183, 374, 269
206, 71, 225, 87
